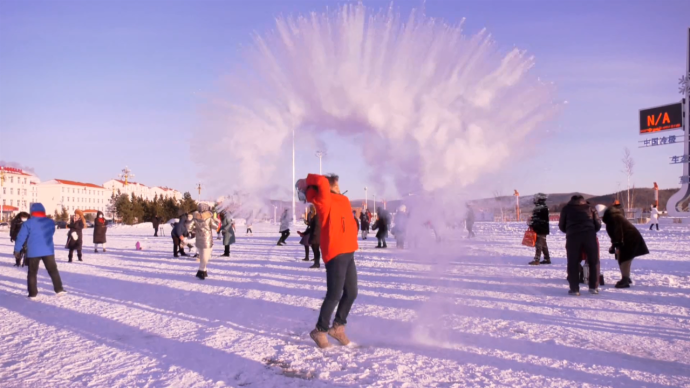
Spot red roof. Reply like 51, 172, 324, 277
54, 179, 104, 189
1, 205, 19, 212
82, 209, 100, 213
0, 167, 32, 177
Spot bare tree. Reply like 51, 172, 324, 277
493, 190, 506, 222
621, 148, 635, 212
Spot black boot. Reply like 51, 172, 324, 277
196, 270, 205, 280
179, 248, 187, 256
615, 277, 631, 289
223, 245, 230, 257
78, 254, 83, 262
540, 258, 551, 264
203, 271, 208, 279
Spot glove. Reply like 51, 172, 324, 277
14, 251, 22, 261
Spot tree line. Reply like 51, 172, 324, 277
50, 192, 200, 225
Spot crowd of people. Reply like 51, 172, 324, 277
7, 175, 659, 347
528, 194, 650, 295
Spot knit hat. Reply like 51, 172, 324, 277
198, 203, 211, 213
30, 203, 46, 214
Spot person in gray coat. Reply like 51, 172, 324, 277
221, 212, 236, 257
189, 204, 219, 280
277, 209, 290, 245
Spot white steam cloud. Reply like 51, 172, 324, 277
193, 3, 558, 203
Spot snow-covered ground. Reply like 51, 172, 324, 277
1, 221, 689, 387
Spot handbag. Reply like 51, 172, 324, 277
521, 228, 537, 247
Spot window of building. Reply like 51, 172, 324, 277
10, 177, 13, 183
2, 188, 4, 194
10, 200, 13, 206
23, 189, 27, 195
10, 188, 13, 195
24, 178, 27, 184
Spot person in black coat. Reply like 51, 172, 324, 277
528, 194, 550, 265
152, 215, 162, 237
559, 195, 602, 295
93, 211, 107, 252
360, 210, 370, 240
10, 212, 30, 266
67, 210, 86, 262
602, 203, 649, 288
299, 212, 322, 268
372, 208, 388, 248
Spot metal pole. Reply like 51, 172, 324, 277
364, 187, 368, 210
319, 156, 322, 175
292, 129, 296, 224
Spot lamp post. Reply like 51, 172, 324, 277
373, 194, 377, 217
273, 204, 278, 224
364, 187, 368, 210
514, 190, 520, 222
315, 150, 326, 175
197, 183, 202, 201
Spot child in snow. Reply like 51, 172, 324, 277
360, 210, 370, 240
14, 203, 65, 298
171, 213, 193, 257
528, 194, 550, 265
372, 208, 388, 248
10, 212, 30, 266
649, 204, 660, 231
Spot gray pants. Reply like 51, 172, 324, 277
534, 235, 550, 260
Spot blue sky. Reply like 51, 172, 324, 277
1, 0, 688, 201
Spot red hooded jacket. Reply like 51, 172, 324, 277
306, 174, 358, 263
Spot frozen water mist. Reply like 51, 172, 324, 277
194, 3, 558, 204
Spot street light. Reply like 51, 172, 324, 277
373, 193, 377, 217
197, 183, 202, 201
315, 150, 327, 175
119, 166, 134, 186
364, 187, 368, 211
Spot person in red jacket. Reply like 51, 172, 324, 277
297, 173, 359, 348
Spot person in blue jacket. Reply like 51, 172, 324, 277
13, 203, 65, 298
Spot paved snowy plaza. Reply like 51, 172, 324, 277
1, 222, 689, 387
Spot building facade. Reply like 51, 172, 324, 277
0, 166, 41, 220
103, 179, 182, 201
38, 179, 109, 216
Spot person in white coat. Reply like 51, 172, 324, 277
649, 204, 660, 231
277, 209, 291, 245
189, 203, 219, 280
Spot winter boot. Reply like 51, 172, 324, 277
203, 271, 208, 279
68, 254, 73, 263
302, 257, 311, 261
103, 248, 106, 253
309, 263, 321, 269
615, 277, 631, 289
540, 258, 552, 265
196, 270, 205, 280
78, 254, 83, 262
310, 328, 331, 349
599, 274, 605, 286
528, 259, 540, 265
179, 248, 187, 257
588, 288, 599, 295
94, 248, 98, 253
568, 290, 580, 296
327, 323, 350, 346
223, 245, 230, 257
